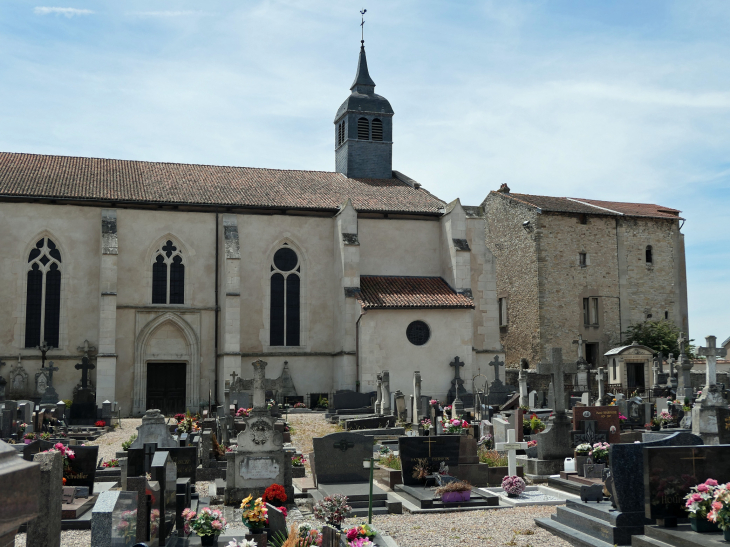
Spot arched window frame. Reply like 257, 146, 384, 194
23, 236, 64, 349
263, 238, 308, 350
149, 238, 186, 305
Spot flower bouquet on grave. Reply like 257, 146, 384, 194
574, 443, 591, 457
19, 423, 27, 435
116, 509, 137, 543
43, 442, 75, 474
645, 418, 662, 431
40, 432, 51, 440
236, 407, 251, 418
658, 410, 673, 428
685, 479, 722, 533
226, 539, 259, 547
183, 507, 228, 545
502, 475, 526, 498
95, 420, 106, 428
445, 418, 469, 434
709, 483, 730, 540
23, 432, 36, 443
442, 405, 452, 420
240, 495, 268, 532
102, 458, 120, 468
293, 402, 307, 409
291, 454, 307, 467
528, 414, 545, 434
313, 494, 351, 528
150, 509, 160, 538
344, 524, 377, 547
435, 480, 472, 503
478, 434, 494, 450
411, 458, 431, 481
262, 484, 288, 507
589, 442, 610, 465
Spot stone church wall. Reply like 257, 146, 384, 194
358, 218, 441, 276
483, 195, 541, 366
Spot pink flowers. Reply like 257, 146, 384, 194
706, 479, 719, 487
212, 520, 223, 530
698, 484, 709, 493
502, 475, 526, 496
450, 419, 461, 426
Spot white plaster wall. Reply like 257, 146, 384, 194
358, 308, 474, 403
0, 202, 101, 401
358, 219, 441, 276
236, 215, 336, 353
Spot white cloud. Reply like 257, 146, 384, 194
33, 7, 93, 17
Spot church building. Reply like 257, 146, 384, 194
0, 44, 502, 415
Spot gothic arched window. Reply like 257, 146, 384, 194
371, 118, 383, 141
152, 240, 185, 304
270, 245, 300, 346
357, 117, 370, 140
25, 238, 62, 348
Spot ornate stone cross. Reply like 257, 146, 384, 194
230, 370, 239, 383
75, 356, 95, 390
697, 335, 727, 388
450, 358, 465, 416
573, 334, 585, 361
488, 355, 504, 383
251, 359, 267, 410
677, 332, 688, 357
77, 339, 96, 357
450, 356, 465, 380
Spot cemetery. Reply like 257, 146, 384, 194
0, 333, 727, 547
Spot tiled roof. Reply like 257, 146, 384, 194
358, 276, 474, 309
492, 192, 683, 220
0, 152, 445, 214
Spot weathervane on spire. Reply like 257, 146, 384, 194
360, 8, 367, 45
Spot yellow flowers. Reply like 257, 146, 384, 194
241, 495, 268, 528
240, 495, 253, 509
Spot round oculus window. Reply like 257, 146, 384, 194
406, 320, 430, 346
273, 247, 298, 272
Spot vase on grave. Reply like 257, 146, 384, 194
651, 424, 661, 431
200, 534, 217, 546
574, 455, 589, 477
724, 527, 730, 541
690, 517, 720, 533
441, 490, 471, 502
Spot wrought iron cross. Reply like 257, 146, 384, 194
333, 439, 355, 452
46, 360, 59, 387
75, 356, 95, 390
450, 356, 464, 380
360, 8, 367, 44
230, 370, 239, 383
38, 340, 50, 367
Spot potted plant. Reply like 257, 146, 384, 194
589, 442, 611, 465
240, 495, 268, 535
377, 451, 402, 488
312, 494, 351, 529
526, 440, 538, 458
23, 432, 36, 444
345, 524, 378, 546
685, 479, 721, 533
658, 410, 673, 429
435, 480, 472, 502
262, 484, 288, 507
709, 483, 730, 540
646, 418, 661, 431
101, 458, 120, 468
291, 454, 307, 478
502, 475, 526, 498
445, 418, 470, 434
420, 418, 433, 435
528, 414, 545, 434
182, 507, 228, 546
574, 443, 591, 477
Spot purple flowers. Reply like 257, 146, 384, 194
502, 475, 526, 496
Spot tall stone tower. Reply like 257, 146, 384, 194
334, 43, 394, 179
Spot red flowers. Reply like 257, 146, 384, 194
262, 484, 287, 505
95, 420, 106, 427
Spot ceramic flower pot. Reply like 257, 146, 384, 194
200, 533, 218, 546
574, 455, 589, 477
441, 490, 471, 502
690, 518, 720, 533
651, 425, 661, 431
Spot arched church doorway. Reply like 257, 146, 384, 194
146, 362, 186, 415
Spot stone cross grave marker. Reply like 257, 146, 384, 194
449, 357, 465, 417
488, 355, 504, 382
412, 371, 422, 424
75, 357, 95, 391
536, 348, 577, 415
595, 367, 605, 404
652, 356, 660, 389
374, 373, 382, 415
380, 370, 391, 415
518, 368, 528, 407
40, 360, 60, 404
495, 429, 527, 477
697, 335, 726, 388
333, 439, 355, 452
251, 359, 267, 410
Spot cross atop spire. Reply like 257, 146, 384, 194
360, 8, 367, 45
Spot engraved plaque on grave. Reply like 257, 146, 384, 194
240, 456, 280, 480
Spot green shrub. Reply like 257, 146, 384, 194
379, 453, 401, 470
121, 434, 137, 451
478, 448, 508, 467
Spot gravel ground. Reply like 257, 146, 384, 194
85, 418, 142, 462
287, 412, 339, 474
14, 530, 90, 547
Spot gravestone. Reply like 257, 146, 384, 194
645, 444, 730, 522
0, 438, 40, 546
394, 391, 407, 422
26, 450, 62, 547
486, 355, 511, 406
610, 431, 702, 514
266, 504, 288, 539
412, 371, 422, 424
64, 445, 99, 494
693, 335, 729, 444
528, 391, 537, 409
22, 439, 55, 461
150, 451, 177, 541
225, 359, 292, 505
380, 371, 391, 415
374, 374, 382, 415
129, 409, 177, 449
39, 361, 60, 405
675, 332, 694, 399
583, 462, 605, 479
91, 490, 138, 547
124, 477, 152, 544
71, 354, 96, 424
398, 435, 461, 486
492, 416, 509, 445
447, 356, 472, 411
618, 397, 651, 428
535, 348, 577, 461
312, 432, 373, 483
572, 406, 620, 445
496, 429, 527, 477
332, 390, 375, 411
127, 445, 197, 483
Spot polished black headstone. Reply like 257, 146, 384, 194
312, 432, 373, 483
398, 435, 461, 486
644, 445, 730, 520
64, 445, 99, 494
332, 390, 377, 410
151, 451, 177, 541
128, 445, 197, 482
22, 439, 55, 460
610, 432, 702, 514
345, 415, 395, 430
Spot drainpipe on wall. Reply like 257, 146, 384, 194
356, 312, 364, 392
214, 211, 220, 406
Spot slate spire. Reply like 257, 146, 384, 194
351, 45, 376, 92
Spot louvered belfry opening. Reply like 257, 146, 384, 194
371, 118, 383, 141
337, 121, 345, 146
357, 117, 370, 140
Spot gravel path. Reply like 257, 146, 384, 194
287, 412, 338, 474
85, 418, 142, 462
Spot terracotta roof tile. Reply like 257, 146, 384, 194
0, 152, 446, 214
358, 276, 474, 309
492, 192, 682, 220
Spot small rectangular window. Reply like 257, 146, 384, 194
579, 253, 587, 268
498, 298, 508, 327
583, 298, 590, 325
583, 297, 599, 326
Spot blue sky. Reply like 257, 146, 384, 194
1, 1, 727, 345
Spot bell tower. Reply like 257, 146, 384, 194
334, 39, 394, 179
